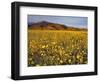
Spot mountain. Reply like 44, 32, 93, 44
28, 21, 67, 30
28, 21, 87, 31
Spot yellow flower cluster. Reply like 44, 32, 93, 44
28, 30, 88, 66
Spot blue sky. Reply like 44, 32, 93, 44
28, 15, 88, 28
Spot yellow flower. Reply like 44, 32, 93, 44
77, 55, 80, 59
57, 58, 60, 60
77, 47, 79, 49
65, 54, 68, 56
60, 60, 63, 63
41, 53, 44, 56
52, 42, 56, 44
42, 45, 45, 48
72, 45, 74, 48
68, 59, 71, 63
46, 45, 48, 48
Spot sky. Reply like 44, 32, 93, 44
28, 15, 88, 28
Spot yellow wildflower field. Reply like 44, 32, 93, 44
28, 30, 88, 66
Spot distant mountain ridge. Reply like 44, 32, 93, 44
28, 21, 87, 31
